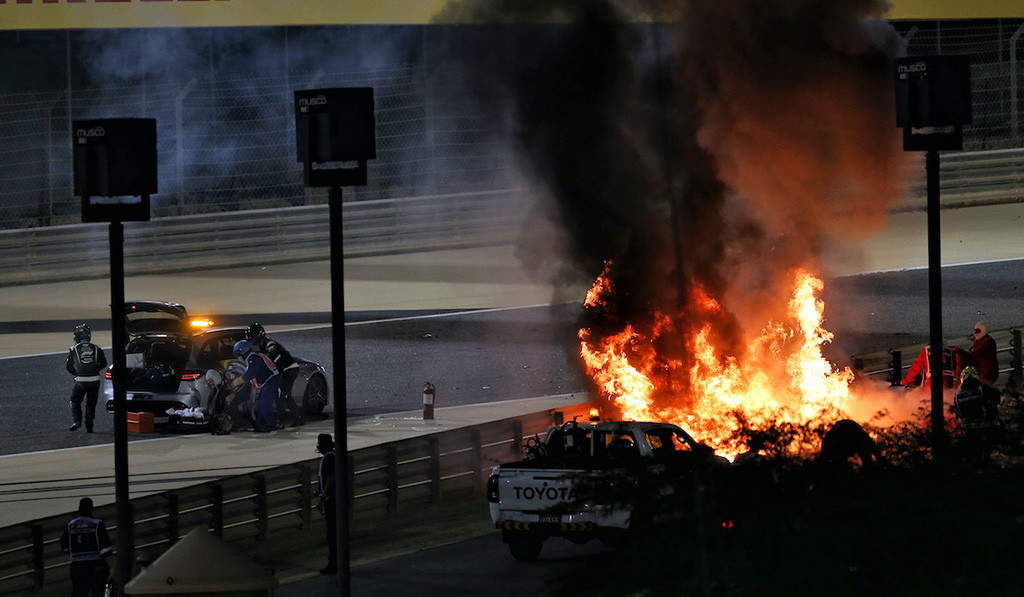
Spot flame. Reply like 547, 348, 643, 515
580, 267, 860, 459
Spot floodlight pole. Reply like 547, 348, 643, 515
329, 185, 351, 596
108, 215, 134, 594
925, 150, 947, 452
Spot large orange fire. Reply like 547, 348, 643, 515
579, 261, 884, 459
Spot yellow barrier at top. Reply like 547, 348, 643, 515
0, 0, 1022, 31
0, 0, 452, 30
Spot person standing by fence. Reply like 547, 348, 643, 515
316, 433, 338, 575
59, 497, 113, 597
972, 322, 999, 386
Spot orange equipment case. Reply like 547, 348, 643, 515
127, 412, 155, 433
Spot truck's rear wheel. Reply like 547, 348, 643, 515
505, 532, 544, 561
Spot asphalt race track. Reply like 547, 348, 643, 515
0, 304, 586, 456
3, 259, 1024, 457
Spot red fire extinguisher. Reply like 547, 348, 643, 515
423, 382, 435, 420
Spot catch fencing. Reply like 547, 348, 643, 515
0, 401, 590, 596
0, 19, 1022, 231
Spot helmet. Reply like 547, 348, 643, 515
961, 366, 979, 383
73, 323, 91, 343
232, 340, 252, 359
245, 323, 266, 347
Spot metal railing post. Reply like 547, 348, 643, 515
470, 429, 482, 490
1010, 329, 1023, 390
386, 445, 399, 513
429, 437, 441, 504
210, 484, 224, 537
31, 524, 44, 589
166, 493, 179, 544
512, 419, 523, 455
300, 465, 313, 530
254, 476, 268, 541
347, 455, 356, 522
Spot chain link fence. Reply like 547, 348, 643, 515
893, 19, 1024, 150
0, 26, 520, 229
0, 20, 1022, 231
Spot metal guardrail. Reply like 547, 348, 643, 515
0, 189, 526, 287
0, 402, 591, 596
899, 147, 1024, 211
851, 328, 1024, 393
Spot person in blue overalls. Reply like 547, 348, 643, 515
233, 340, 281, 432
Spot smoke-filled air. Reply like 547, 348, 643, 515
438, 0, 919, 457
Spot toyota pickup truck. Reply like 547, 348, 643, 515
487, 416, 726, 560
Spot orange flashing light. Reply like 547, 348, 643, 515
190, 317, 214, 330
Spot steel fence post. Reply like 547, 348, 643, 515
31, 524, 44, 589
1010, 329, 1022, 390
429, 437, 441, 504
166, 493, 179, 544
386, 445, 399, 513
254, 476, 268, 541
300, 465, 313, 530
211, 484, 224, 537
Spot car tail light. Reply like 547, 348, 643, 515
105, 369, 113, 380
181, 370, 204, 382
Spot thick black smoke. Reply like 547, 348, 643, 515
438, 0, 912, 399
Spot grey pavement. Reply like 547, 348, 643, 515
5, 203, 1024, 359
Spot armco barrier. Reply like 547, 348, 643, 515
0, 401, 591, 596
2, 147, 1024, 287
899, 147, 1024, 211
0, 189, 526, 287
851, 327, 1024, 393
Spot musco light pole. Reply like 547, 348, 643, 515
73, 118, 157, 595
294, 87, 376, 597
895, 55, 972, 455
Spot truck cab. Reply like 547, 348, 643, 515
488, 418, 720, 560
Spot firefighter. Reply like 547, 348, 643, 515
232, 340, 280, 432
971, 322, 999, 387
316, 433, 338, 575
59, 497, 113, 597
245, 323, 304, 427
900, 343, 972, 391
65, 324, 108, 433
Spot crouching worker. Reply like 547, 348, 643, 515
233, 340, 280, 432
952, 366, 1001, 432
204, 370, 233, 435
818, 419, 886, 472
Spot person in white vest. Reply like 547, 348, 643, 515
59, 497, 113, 596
